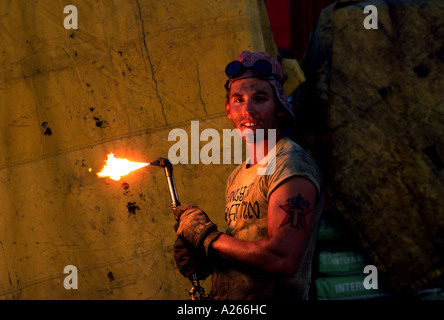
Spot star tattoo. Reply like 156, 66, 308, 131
279, 193, 312, 232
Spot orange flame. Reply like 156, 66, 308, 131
96, 153, 149, 181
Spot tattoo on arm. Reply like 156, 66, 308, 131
279, 193, 312, 231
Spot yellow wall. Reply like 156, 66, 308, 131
0, 0, 303, 299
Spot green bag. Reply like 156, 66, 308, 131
319, 251, 366, 275
316, 274, 380, 300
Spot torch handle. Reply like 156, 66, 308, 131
149, 158, 181, 209
165, 168, 181, 209
151, 157, 208, 299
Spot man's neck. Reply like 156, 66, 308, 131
246, 131, 284, 167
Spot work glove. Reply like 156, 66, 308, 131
173, 237, 212, 280
174, 205, 222, 257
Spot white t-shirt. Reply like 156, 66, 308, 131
211, 137, 324, 300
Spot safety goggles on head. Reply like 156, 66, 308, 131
224, 59, 277, 90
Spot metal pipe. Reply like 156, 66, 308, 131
148, 158, 181, 208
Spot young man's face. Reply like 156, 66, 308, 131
225, 78, 283, 140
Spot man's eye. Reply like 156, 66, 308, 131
234, 98, 244, 103
254, 96, 268, 102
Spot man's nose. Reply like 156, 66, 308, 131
243, 98, 256, 115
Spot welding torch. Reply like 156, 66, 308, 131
148, 157, 209, 300
148, 158, 180, 209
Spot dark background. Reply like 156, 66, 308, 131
265, 0, 336, 59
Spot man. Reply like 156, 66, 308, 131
173, 51, 324, 300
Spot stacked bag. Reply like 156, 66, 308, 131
311, 203, 444, 300
413, 276, 444, 300
311, 204, 386, 300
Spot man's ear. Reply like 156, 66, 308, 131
225, 101, 232, 119
277, 110, 285, 117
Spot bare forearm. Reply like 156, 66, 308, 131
210, 234, 296, 276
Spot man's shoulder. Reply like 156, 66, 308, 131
276, 137, 305, 155
274, 138, 315, 168
274, 137, 323, 196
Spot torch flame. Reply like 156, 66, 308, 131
97, 153, 149, 181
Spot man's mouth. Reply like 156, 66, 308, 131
241, 121, 262, 128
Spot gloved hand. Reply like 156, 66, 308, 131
173, 237, 213, 280
174, 205, 222, 257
